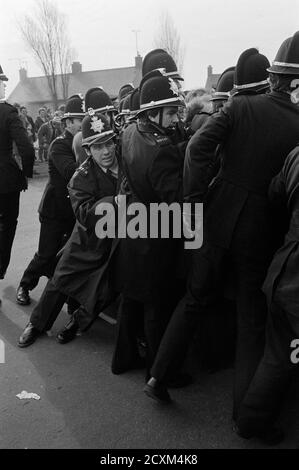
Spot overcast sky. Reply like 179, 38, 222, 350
0, 0, 298, 97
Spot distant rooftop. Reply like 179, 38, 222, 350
205, 65, 221, 91
8, 56, 143, 106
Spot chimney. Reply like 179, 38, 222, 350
71, 61, 82, 74
19, 67, 28, 82
207, 65, 213, 77
135, 54, 142, 71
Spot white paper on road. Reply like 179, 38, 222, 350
16, 391, 41, 401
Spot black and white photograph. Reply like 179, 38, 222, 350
0, 0, 299, 454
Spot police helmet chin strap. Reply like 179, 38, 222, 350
159, 108, 163, 128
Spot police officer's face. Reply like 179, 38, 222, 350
67, 117, 83, 135
0, 80, 6, 100
161, 107, 179, 129
90, 140, 116, 169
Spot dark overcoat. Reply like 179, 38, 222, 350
113, 119, 185, 304
184, 91, 299, 260
0, 101, 34, 193
38, 130, 77, 224
52, 157, 118, 330
263, 147, 299, 316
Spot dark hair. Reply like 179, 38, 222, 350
269, 73, 298, 93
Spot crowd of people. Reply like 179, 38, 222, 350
13, 103, 65, 163
1, 31, 299, 447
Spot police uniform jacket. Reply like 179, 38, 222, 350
263, 147, 299, 316
184, 91, 299, 259
0, 101, 35, 193
52, 156, 119, 330
38, 129, 77, 223
114, 119, 185, 303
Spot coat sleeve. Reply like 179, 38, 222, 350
8, 107, 35, 178
50, 139, 77, 182
68, 171, 115, 229
183, 101, 233, 203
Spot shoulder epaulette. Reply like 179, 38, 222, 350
152, 132, 171, 147
76, 157, 92, 176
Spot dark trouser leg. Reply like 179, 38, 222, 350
66, 296, 80, 315
237, 301, 299, 434
20, 217, 74, 290
0, 192, 20, 279
30, 279, 68, 332
150, 243, 226, 382
111, 296, 144, 373
232, 254, 269, 419
38, 144, 43, 162
143, 299, 174, 375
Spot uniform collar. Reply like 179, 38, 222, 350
65, 129, 74, 139
93, 159, 118, 178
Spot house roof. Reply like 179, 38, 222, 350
205, 73, 221, 91
8, 66, 141, 104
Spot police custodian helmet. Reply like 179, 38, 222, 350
267, 31, 299, 75
137, 68, 184, 116
211, 66, 235, 101
142, 49, 183, 81
62, 94, 85, 120
118, 83, 134, 102
84, 87, 116, 114
81, 112, 115, 147
233, 48, 270, 94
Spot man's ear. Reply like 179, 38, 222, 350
85, 147, 91, 156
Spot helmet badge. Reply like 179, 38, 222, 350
168, 78, 179, 96
90, 117, 105, 134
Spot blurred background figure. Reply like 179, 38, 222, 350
185, 88, 213, 134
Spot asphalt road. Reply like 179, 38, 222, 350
0, 164, 298, 449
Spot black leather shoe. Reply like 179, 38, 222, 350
56, 316, 79, 344
233, 423, 285, 446
18, 323, 41, 348
165, 373, 193, 389
144, 378, 172, 404
16, 286, 31, 306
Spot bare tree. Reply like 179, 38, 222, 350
19, 0, 73, 108
153, 11, 185, 74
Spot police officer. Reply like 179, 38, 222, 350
210, 66, 235, 113
236, 32, 299, 444
0, 64, 35, 296
142, 49, 186, 145
232, 48, 270, 96
73, 87, 118, 165
145, 37, 299, 437
111, 68, 186, 377
16, 94, 85, 305
17, 113, 119, 347
118, 83, 134, 103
